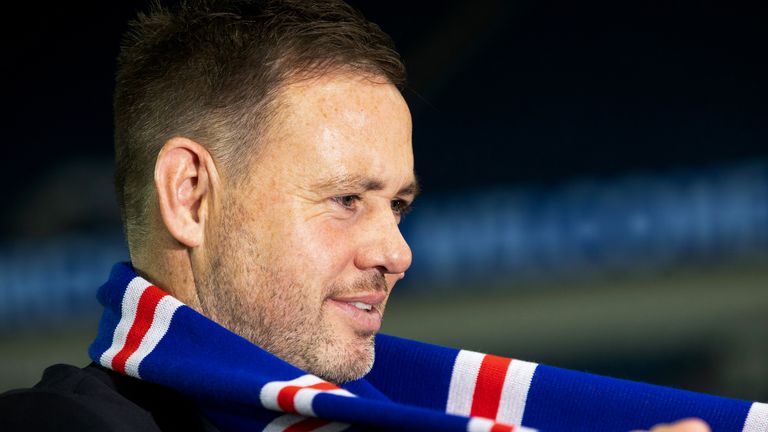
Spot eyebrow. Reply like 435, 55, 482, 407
312, 173, 420, 198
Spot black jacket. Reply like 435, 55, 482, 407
0, 363, 218, 431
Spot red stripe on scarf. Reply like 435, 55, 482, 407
283, 418, 333, 432
470, 354, 512, 420
277, 382, 340, 413
111, 285, 167, 373
490, 423, 515, 432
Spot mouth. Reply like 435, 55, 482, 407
326, 292, 386, 334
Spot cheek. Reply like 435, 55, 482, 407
290, 220, 357, 275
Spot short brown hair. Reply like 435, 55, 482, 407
114, 0, 406, 252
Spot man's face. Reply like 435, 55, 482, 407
196, 72, 416, 384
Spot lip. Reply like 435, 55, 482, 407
327, 292, 387, 333
330, 292, 387, 305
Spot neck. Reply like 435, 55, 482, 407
131, 244, 202, 310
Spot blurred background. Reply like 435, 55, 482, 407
2, 0, 767, 402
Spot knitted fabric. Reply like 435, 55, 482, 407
89, 263, 767, 431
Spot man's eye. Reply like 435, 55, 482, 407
391, 199, 412, 217
332, 195, 360, 210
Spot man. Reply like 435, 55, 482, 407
1, 1, 757, 431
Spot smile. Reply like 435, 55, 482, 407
350, 301, 372, 311
327, 292, 386, 333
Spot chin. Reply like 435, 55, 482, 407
310, 333, 376, 384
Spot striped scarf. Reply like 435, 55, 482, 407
89, 263, 767, 432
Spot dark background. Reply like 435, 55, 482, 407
5, 0, 768, 238
2, 0, 768, 403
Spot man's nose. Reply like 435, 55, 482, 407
354, 210, 413, 275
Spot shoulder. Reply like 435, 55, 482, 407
0, 364, 216, 432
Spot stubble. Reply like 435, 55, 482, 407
194, 203, 384, 384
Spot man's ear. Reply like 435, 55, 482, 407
154, 137, 218, 248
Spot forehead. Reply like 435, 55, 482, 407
255, 72, 414, 185
272, 72, 411, 138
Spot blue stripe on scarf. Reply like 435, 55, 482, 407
88, 262, 763, 431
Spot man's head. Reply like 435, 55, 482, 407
114, 0, 416, 383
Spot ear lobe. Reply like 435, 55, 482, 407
154, 137, 214, 248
